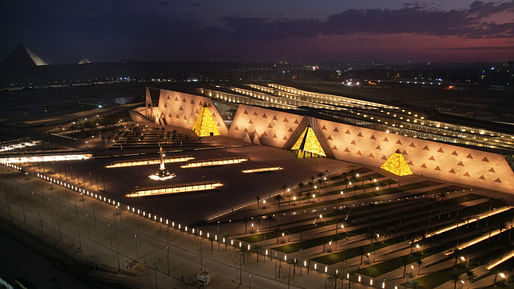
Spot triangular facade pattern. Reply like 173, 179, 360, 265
146, 88, 514, 194
152, 89, 228, 135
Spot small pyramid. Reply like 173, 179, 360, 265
192, 106, 220, 137
380, 150, 413, 176
252, 133, 261, 145
243, 133, 252, 143
291, 126, 326, 158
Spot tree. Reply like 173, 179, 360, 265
327, 271, 340, 289
358, 247, 366, 265
451, 270, 461, 289
465, 269, 477, 289
252, 244, 263, 263
298, 182, 304, 192
268, 214, 276, 230
242, 217, 249, 234
402, 256, 409, 278
307, 192, 315, 203
274, 194, 284, 207
281, 184, 287, 194
405, 279, 422, 289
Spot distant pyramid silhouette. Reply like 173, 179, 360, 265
0, 45, 47, 70
380, 149, 413, 176
78, 58, 91, 64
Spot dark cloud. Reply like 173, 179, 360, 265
1, 0, 513, 62
218, 0, 514, 41
434, 45, 514, 50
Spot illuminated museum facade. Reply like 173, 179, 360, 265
134, 86, 514, 194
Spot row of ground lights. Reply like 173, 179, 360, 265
0, 153, 92, 163
180, 157, 248, 168
422, 206, 512, 240
1, 161, 402, 289
241, 167, 283, 174
105, 156, 194, 168
126, 182, 223, 197
0, 140, 39, 152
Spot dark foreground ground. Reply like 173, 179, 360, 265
0, 220, 130, 289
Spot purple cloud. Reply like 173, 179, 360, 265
219, 1, 514, 40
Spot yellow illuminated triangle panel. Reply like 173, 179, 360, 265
291, 126, 326, 158
380, 152, 413, 176
193, 106, 220, 137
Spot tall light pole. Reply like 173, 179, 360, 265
134, 233, 140, 260
239, 252, 243, 285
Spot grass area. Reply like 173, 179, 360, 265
239, 183, 469, 243
312, 200, 509, 265
296, 174, 394, 201
320, 173, 385, 191
329, 168, 370, 181
273, 194, 481, 254
413, 264, 470, 289
356, 219, 510, 277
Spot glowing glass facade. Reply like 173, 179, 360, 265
193, 106, 220, 137
380, 152, 413, 176
291, 126, 326, 158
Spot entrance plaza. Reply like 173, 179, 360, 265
22, 135, 345, 224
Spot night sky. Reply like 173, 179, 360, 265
1, 0, 513, 63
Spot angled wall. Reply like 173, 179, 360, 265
147, 89, 513, 194
229, 104, 303, 148
229, 104, 514, 194
316, 118, 514, 194
152, 89, 228, 135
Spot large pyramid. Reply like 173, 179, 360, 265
380, 150, 413, 176
291, 126, 326, 158
0, 45, 47, 70
192, 106, 220, 137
